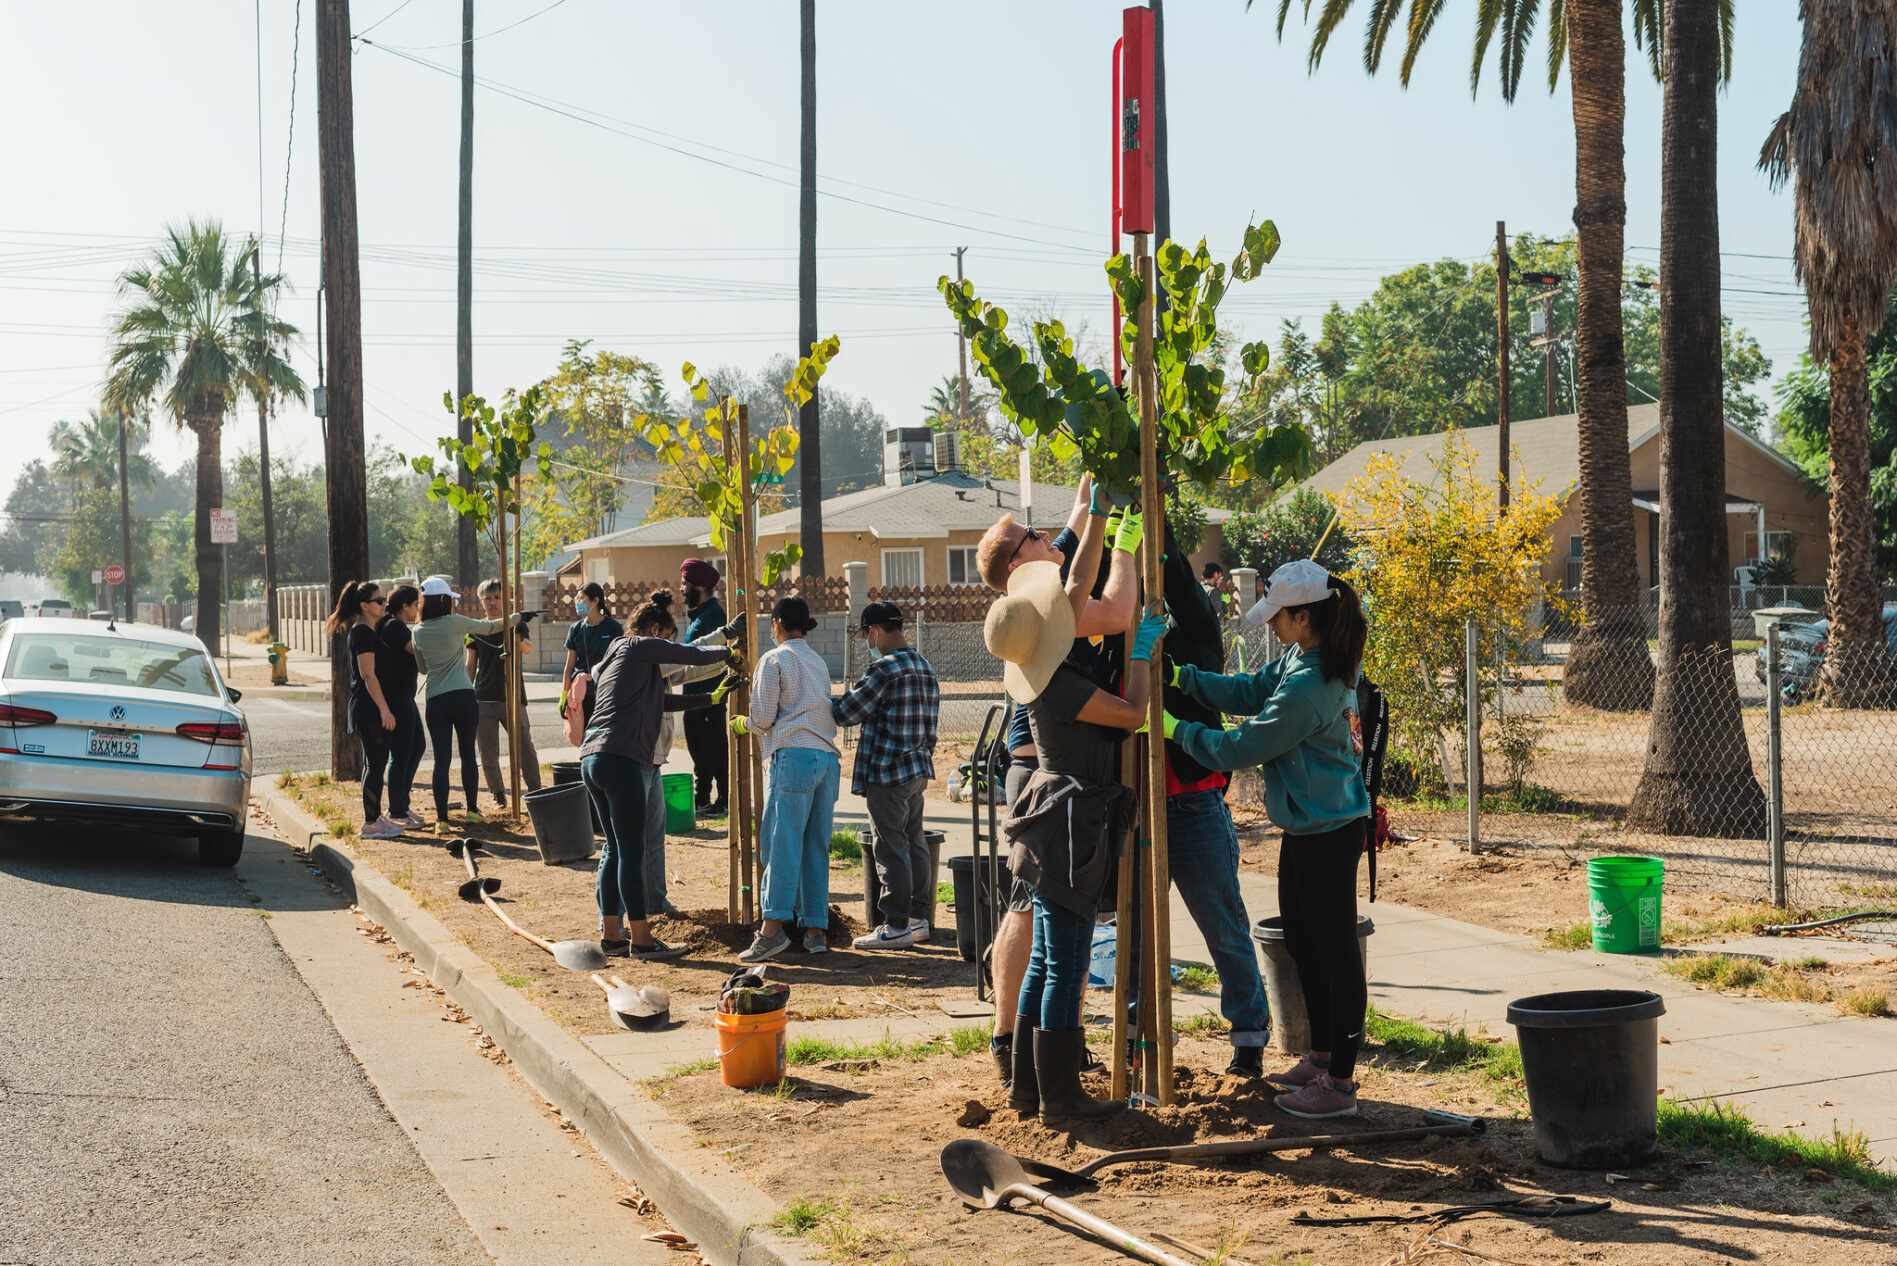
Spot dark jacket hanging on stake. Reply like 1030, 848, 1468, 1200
1355, 674, 1390, 901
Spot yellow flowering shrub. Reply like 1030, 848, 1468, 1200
1334, 430, 1562, 789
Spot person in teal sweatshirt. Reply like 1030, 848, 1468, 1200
1160, 559, 1372, 1121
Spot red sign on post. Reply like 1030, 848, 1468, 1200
1120, 5, 1156, 234
103, 564, 126, 586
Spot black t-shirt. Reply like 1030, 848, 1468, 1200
346, 623, 378, 715
469, 624, 528, 703
376, 614, 419, 705
1026, 663, 1119, 788
565, 616, 624, 677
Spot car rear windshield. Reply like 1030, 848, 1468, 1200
5, 632, 220, 697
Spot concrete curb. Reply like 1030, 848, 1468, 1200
255, 776, 815, 1266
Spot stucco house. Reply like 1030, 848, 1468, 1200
1298, 402, 1829, 592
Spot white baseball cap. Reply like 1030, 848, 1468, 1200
421, 576, 459, 599
1242, 559, 1335, 627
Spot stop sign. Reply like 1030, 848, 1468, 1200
103, 563, 126, 585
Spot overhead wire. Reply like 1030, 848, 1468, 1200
367, 0, 570, 50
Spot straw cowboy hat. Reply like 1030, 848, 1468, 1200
984, 559, 1074, 705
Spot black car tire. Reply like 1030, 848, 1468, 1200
198, 829, 245, 867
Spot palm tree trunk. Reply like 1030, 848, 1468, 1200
1627, 0, 1765, 837
795, 0, 824, 578
1822, 323, 1886, 705
455, 0, 478, 591
1562, 0, 1653, 710
193, 414, 224, 654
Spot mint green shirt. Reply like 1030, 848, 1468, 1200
411, 613, 505, 699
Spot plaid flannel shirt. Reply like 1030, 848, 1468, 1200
831, 645, 940, 793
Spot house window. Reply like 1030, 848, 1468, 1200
585, 557, 609, 584
881, 548, 924, 588
1744, 532, 1794, 562
947, 547, 980, 586
1568, 536, 1583, 558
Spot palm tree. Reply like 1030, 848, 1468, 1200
923, 374, 995, 429
1264, 1, 1731, 710
796, 0, 825, 577
105, 221, 303, 652
1626, 0, 1766, 837
49, 410, 156, 500
1760, 2, 1897, 706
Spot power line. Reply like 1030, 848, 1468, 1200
277, 0, 303, 275
366, 0, 570, 49
352, 0, 418, 41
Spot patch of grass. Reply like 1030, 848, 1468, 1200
1391, 784, 1575, 815
935, 881, 954, 908
1840, 988, 1890, 1018
497, 972, 533, 989
1666, 954, 1767, 991
828, 830, 862, 866
1541, 922, 1595, 951
308, 770, 332, 788
785, 1025, 991, 1069
1174, 964, 1220, 994
1175, 1011, 1230, 1037
1364, 1009, 1522, 1087
1658, 1098, 1897, 1194
773, 1196, 845, 1236
277, 770, 301, 791
1791, 956, 1831, 971
1758, 965, 1832, 1005
645, 1057, 718, 1088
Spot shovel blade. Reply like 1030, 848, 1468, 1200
550, 939, 610, 972
941, 1139, 1030, 1210
457, 876, 501, 902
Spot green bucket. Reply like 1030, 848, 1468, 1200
662, 773, 696, 834
1587, 855, 1664, 953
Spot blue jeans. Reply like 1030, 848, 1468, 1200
1017, 892, 1095, 1030
1127, 790, 1271, 1047
760, 747, 839, 928
639, 761, 669, 916
583, 752, 651, 925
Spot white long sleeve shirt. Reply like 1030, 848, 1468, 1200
748, 636, 839, 760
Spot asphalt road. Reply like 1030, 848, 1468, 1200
0, 827, 486, 1265
241, 693, 575, 778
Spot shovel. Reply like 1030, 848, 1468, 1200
590, 973, 672, 1031
1012, 1110, 1484, 1185
448, 839, 609, 973
940, 1140, 1195, 1266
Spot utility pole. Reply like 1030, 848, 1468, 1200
252, 245, 281, 644
953, 246, 969, 425
795, 0, 824, 577
455, 0, 478, 591
116, 408, 134, 620
1542, 290, 1558, 417
318, 0, 370, 779
1495, 220, 1511, 511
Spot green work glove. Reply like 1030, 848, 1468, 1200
1129, 612, 1169, 663
1104, 511, 1122, 544
558, 688, 569, 715
1112, 508, 1144, 555
1169, 661, 1183, 688
1161, 710, 1181, 741
1088, 480, 1111, 516
728, 715, 750, 737
711, 675, 746, 704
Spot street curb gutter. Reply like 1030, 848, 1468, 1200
255, 777, 814, 1266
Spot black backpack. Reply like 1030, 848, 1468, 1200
1355, 675, 1391, 901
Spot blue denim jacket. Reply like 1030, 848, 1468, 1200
1170, 647, 1370, 836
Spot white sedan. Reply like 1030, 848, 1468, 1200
0, 618, 251, 864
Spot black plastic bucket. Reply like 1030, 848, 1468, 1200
549, 760, 600, 835
861, 828, 946, 938
1251, 916, 1374, 1055
947, 852, 1014, 963
1507, 989, 1666, 1169
524, 783, 596, 865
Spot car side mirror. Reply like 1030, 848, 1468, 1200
227, 687, 244, 703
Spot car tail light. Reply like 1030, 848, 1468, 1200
1812, 639, 1827, 656
0, 703, 57, 726
177, 721, 244, 744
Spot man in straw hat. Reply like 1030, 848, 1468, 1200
973, 474, 1143, 1087
983, 492, 1167, 1122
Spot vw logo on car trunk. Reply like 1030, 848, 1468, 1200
109, 705, 127, 722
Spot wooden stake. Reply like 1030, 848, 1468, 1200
506, 478, 523, 819
1134, 232, 1175, 1105
1110, 600, 1140, 1102
723, 401, 742, 923
737, 403, 760, 927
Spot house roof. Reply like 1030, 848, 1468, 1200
1299, 403, 1663, 503
564, 471, 1232, 552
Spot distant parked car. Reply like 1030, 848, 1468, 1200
29, 598, 74, 619
0, 600, 22, 623
1755, 605, 1897, 701
0, 618, 251, 864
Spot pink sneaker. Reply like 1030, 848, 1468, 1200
1275, 1070, 1359, 1119
1265, 1054, 1330, 1088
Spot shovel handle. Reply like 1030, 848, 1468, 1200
480, 888, 554, 953
1072, 1122, 1478, 1177
1018, 1188, 1196, 1266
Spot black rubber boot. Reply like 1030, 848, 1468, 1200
1035, 1029, 1117, 1122
1226, 1045, 1264, 1079
992, 1034, 1014, 1089
1008, 1019, 1039, 1114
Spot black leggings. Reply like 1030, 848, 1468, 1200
1278, 823, 1367, 1080
426, 689, 481, 819
354, 707, 392, 824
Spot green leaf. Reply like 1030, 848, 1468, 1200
1241, 340, 1271, 377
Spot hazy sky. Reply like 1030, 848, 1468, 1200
1, 1, 1810, 505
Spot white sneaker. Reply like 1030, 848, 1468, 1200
802, 927, 830, 955
852, 923, 922, 951
908, 918, 932, 941
362, 816, 404, 840
400, 813, 426, 830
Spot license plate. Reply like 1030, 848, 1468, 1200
87, 730, 141, 760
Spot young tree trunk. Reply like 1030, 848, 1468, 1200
192, 413, 224, 653
318, 0, 371, 780
1821, 324, 1887, 705
796, 0, 824, 578
1627, 0, 1766, 837
455, 0, 478, 592
1562, 0, 1654, 710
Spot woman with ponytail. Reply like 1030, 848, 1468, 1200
1159, 560, 1371, 1120
324, 580, 405, 839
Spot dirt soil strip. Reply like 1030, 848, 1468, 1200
257, 776, 818, 1266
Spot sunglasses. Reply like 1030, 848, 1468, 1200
363, 595, 385, 605
1004, 525, 1042, 571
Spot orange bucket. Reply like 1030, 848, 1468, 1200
714, 1007, 788, 1089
